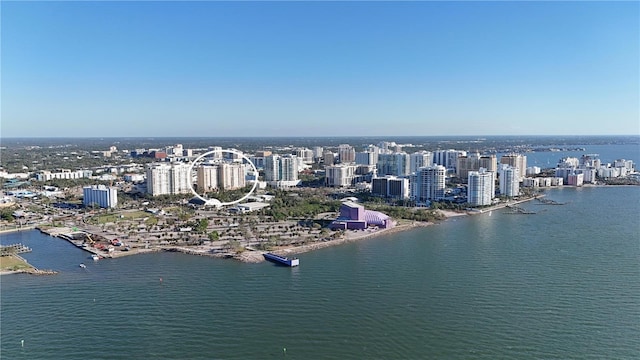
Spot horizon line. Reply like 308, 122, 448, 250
2, 134, 639, 139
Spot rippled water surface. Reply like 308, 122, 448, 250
2, 187, 639, 359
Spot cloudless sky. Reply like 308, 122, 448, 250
2, 1, 639, 137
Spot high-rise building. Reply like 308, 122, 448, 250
377, 153, 410, 177
312, 147, 324, 161
410, 151, 433, 174
207, 146, 223, 160
355, 151, 377, 166
372, 176, 409, 199
413, 164, 446, 202
500, 154, 527, 181
499, 165, 519, 197
197, 162, 246, 192
196, 165, 219, 192
323, 151, 336, 166
218, 163, 246, 190
325, 164, 357, 187
146, 163, 192, 196
338, 144, 356, 163
457, 153, 497, 181
295, 148, 314, 164
433, 150, 466, 172
83, 185, 117, 208
467, 168, 494, 206
265, 155, 300, 188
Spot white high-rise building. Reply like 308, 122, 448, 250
499, 165, 519, 197
207, 146, 223, 160
325, 164, 357, 187
377, 153, 410, 177
265, 155, 300, 188
146, 163, 192, 196
413, 164, 446, 202
83, 185, 117, 208
146, 164, 171, 196
355, 151, 377, 166
312, 147, 324, 160
433, 149, 466, 172
468, 168, 494, 206
296, 148, 314, 164
410, 151, 433, 174
170, 162, 191, 194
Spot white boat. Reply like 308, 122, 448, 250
79, 263, 86, 268
91, 254, 100, 261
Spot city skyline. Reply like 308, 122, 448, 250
2, 1, 639, 138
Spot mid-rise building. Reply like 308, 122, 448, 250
526, 166, 541, 176
36, 169, 91, 181
558, 157, 580, 168
567, 173, 584, 186
83, 185, 117, 208
467, 168, 494, 206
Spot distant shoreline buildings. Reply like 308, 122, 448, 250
2, 141, 637, 209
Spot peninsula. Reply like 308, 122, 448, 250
1, 136, 638, 268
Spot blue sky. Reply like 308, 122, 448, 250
2, 1, 638, 137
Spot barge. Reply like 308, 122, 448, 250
263, 252, 299, 267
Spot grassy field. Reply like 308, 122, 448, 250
91, 210, 150, 224
0, 255, 34, 272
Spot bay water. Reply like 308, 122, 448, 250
1, 186, 639, 359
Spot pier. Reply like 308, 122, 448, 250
535, 198, 567, 205
505, 205, 538, 215
0, 243, 33, 256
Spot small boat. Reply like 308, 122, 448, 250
263, 252, 299, 267
91, 254, 100, 261
79, 263, 86, 268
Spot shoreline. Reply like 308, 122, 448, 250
3, 195, 543, 268
0, 225, 36, 235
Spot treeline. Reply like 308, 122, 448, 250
259, 190, 341, 221
365, 205, 445, 223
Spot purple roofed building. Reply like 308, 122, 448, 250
330, 201, 395, 230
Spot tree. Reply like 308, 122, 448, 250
208, 231, 219, 241
0, 208, 16, 222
